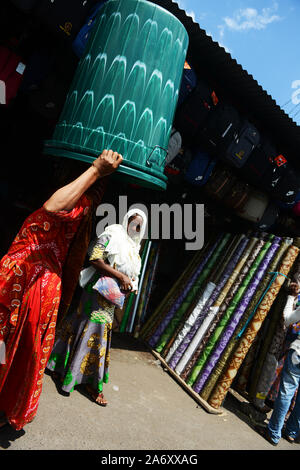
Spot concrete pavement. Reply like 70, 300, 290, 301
0, 333, 297, 451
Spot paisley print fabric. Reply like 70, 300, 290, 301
0, 195, 91, 429
46, 236, 114, 395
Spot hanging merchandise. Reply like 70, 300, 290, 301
177, 60, 198, 107
19, 49, 55, 93
201, 103, 241, 155
174, 79, 217, 142
254, 202, 279, 231
239, 137, 277, 187
275, 199, 296, 211
223, 180, 251, 212
261, 153, 288, 193
34, 0, 100, 42
292, 201, 300, 217
203, 164, 238, 202
272, 165, 300, 204
72, 1, 108, 57
235, 189, 269, 224
165, 128, 182, 166
10, 0, 38, 12
238, 135, 300, 204
28, 72, 70, 120
0, 46, 26, 105
164, 147, 193, 186
184, 149, 216, 187
223, 120, 260, 169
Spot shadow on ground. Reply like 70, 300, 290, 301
111, 332, 150, 352
0, 425, 25, 449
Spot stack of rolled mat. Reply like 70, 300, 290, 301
140, 230, 300, 411
233, 237, 300, 412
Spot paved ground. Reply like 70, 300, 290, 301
0, 333, 298, 452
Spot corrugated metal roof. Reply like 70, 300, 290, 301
150, 0, 300, 169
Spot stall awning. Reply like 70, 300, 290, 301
150, 0, 300, 169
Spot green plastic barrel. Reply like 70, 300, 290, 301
44, 0, 188, 190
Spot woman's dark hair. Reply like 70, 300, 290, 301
128, 213, 141, 224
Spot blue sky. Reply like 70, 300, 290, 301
176, 0, 300, 125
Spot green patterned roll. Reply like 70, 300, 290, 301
154, 233, 232, 354
186, 240, 272, 387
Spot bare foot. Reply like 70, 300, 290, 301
86, 385, 108, 406
95, 392, 108, 407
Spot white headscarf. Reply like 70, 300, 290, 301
99, 208, 147, 284
80, 208, 147, 291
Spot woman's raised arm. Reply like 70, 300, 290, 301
43, 150, 122, 212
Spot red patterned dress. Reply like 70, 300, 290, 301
0, 195, 91, 430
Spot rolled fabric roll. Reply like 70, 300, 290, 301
198, 237, 281, 399
152, 233, 231, 353
181, 238, 264, 382
168, 235, 248, 370
189, 238, 276, 390
141, 245, 205, 340
147, 236, 223, 347
217, 240, 291, 396
162, 234, 240, 359
208, 243, 299, 410
251, 242, 300, 408
179, 237, 258, 379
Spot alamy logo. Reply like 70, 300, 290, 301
292, 80, 300, 105
95, 196, 204, 250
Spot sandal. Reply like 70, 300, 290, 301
283, 430, 295, 443
86, 385, 108, 407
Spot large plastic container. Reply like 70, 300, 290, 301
44, 0, 189, 190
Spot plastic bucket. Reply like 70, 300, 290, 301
44, 0, 188, 190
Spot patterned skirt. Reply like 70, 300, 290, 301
47, 283, 115, 394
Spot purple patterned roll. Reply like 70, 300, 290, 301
168, 236, 249, 369
193, 240, 280, 394
148, 234, 223, 348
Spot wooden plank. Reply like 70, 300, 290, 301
148, 347, 225, 415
